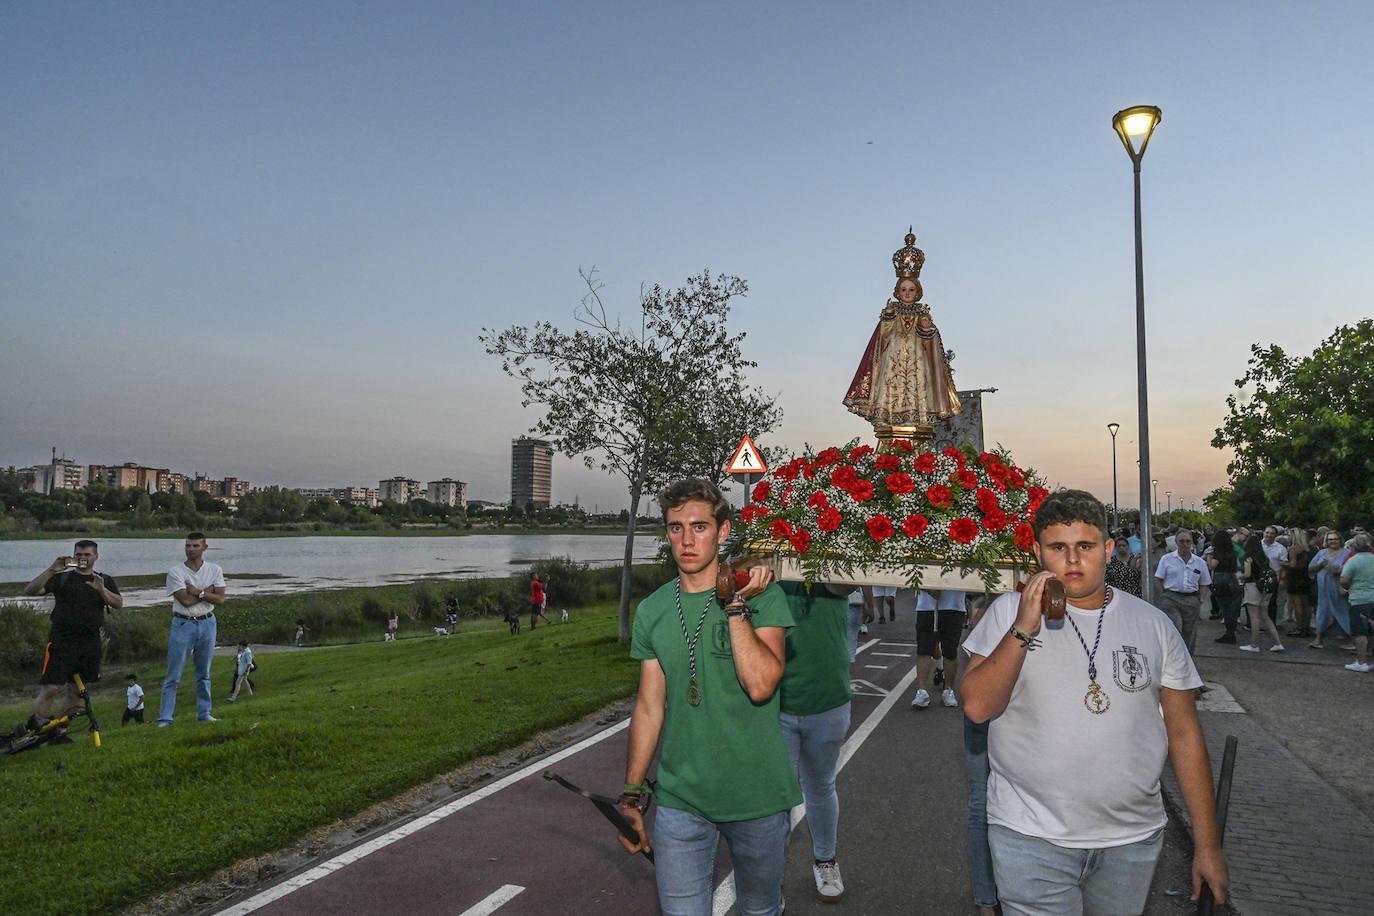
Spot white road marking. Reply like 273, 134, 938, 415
872, 651, 912, 657
712, 660, 923, 915
213, 719, 632, 914
459, 885, 525, 915
863, 664, 887, 670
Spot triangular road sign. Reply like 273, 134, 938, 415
726, 436, 767, 475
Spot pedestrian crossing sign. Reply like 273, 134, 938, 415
725, 436, 766, 475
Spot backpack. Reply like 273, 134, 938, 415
1255, 564, 1278, 595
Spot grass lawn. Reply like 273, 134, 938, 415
0, 603, 642, 916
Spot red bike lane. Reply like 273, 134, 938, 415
212, 634, 922, 916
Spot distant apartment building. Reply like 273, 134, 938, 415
379, 476, 423, 504
426, 477, 467, 508
107, 462, 142, 489
510, 436, 553, 509
294, 486, 379, 508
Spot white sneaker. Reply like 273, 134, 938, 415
1238, 645, 1260, 652
198, 715, 220, 722
911, 688, 931, 708
1269, 644, 1286, 652
813, 860, 845, 902
858, 624, 869, 635
1345, 661, 1372, 673
942, 688, 959, 707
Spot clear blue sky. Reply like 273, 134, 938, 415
4, 1, 1370, 513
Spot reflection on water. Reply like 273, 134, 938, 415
0, 534, 664, 609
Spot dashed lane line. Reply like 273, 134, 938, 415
458, 885, 525, 915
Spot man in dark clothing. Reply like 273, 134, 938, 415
22, 540, 122, 729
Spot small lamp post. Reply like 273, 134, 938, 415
1107, 423, 1121, 532
1113, 104, 1162, 603
1166, 490, 1172, 520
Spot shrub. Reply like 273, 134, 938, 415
103, 609, 167, 664
0, 603, 49, 682
410, 582, 442, 623
360, 596, 389, 625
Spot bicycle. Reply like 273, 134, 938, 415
3, 674, 102, 755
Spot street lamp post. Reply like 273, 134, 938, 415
1153, 479, 1159, 518
1115, 104, 1161, 602
1107, 423, 1121, 532
1166, 490, 1172, 520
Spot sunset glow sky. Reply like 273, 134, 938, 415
4, 2, 1370, 513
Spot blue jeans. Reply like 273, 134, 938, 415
780, 701, 850, 861
847, 603, 863, 661
964, 717, 998, 908
159, 614, 218, 723
988, 824, 1164, 915
652, 806, 787, 916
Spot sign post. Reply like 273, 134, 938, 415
726, 435, 767, 518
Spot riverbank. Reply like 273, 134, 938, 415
0, 523, 656, 540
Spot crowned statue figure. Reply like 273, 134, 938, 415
843, 228, 963, 443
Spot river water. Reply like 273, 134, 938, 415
0, 534, 664, 608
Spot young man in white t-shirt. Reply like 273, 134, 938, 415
961, 490, 1228, 914
158, 532, 227, 726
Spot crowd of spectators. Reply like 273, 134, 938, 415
1106, 520, 1372, 673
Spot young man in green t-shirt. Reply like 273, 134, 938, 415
618, 478, 800, 916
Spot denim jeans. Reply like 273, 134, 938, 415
652, 806, 787, 916
964, 716, 998, 908
159, 614, 217, 723
847, 603, 863, 661
780, 701, 850, 861
988, 824, 1163, 915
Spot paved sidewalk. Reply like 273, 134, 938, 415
1160, 613, 1374, 915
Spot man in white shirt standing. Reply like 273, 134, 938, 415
1154, 530, 1211, 655
961, 489, 1227, 914
158, 532, 226, 726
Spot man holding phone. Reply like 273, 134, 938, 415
21, 540, 122, 735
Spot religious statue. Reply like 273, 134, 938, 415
843, 228, 962, 442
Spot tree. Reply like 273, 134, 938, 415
236, 486, 307, 526
1211, 319, 1374, 528
482, 269, 783, 641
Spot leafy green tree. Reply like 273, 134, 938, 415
483, 269, 783, 641
193, 490, 226, 515
236, 486, 307, 526
1212, 319, 1374, 528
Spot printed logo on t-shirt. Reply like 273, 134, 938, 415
1112, 645, 1152, 692
710, 619, 732, 658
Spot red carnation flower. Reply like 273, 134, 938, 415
986, 460, 1010, 480
913, 452, 939, 474
978, 451, 999, 466
926, 484, 953, 507
789, 528, 812, 554
1013, 523, 1035, 551
831, 465, 858, 488
807, 490, 829, 510
952, 468, 979, 489
817, 506, 843, 532
981, 509, 1009, 532
885, 472, 915, 495
801, 461, 817, 480
875, 454, 901, 471
942, 446, 967, 466
740, 503, 763, 524
752, 480, 771, 502
849, 445, 874, 461
891, 438, 915, 453
949, 517, 980, 544
1007, 468, 1026, 489
976, 487, 1000, 513
769, 519, 793, 539
867, 514, 895, 541
816, 447, 844, 467
902, 513, 929, 538
848, 479, 876, 501
780, 483, 795, 507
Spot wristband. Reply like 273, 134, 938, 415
1008, 625, 1042, 651
724, 605, 753, 621
618, 788, 652, 811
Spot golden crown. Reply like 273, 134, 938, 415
892, 227, 926, 279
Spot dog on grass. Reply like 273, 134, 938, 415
433, 627, 450, 637
384, 631, 395, 642
560, 608, 569, 622
503, 611, 521, 635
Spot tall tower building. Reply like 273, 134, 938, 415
510, 437, 553, 509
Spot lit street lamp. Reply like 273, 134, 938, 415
1107, 423, 1121, 532
1114, 104, 1162, 603
1153, 478, 1159, 518
1166, 490, 1172, 519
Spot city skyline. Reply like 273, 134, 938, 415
5, 3, 1371, 514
